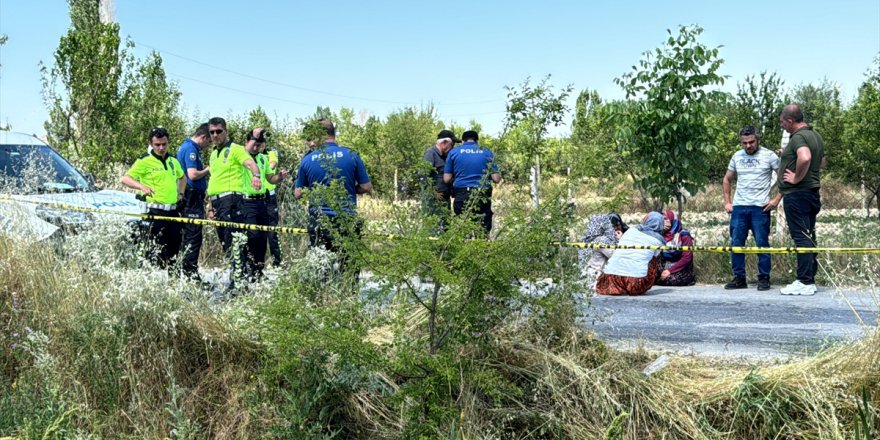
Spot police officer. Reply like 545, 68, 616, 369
121, 127, 185, 268
294, 118, 372, 273
422, 129, 460, 228
176, 123, 211, 281
241, 128, 287, 280
260, 139, 283, 266
443, 130, 501, 235
205, 117, 262, 285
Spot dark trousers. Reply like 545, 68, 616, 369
212, 194, 245, 281
241, 197, 271, 279
143, 208, 182, 269
729, 205, 772, 279
180, 187, 205, 278
266, 194, 282, 265
423, 192, 452, 231
307, 211, 363, 275
453, 187, 493, 235
783, 189, 821, 284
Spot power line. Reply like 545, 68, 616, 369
168, 72, 316, 107
169, 72, 511, 120
134, 40, 505, 107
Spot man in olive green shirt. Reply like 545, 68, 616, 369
121, 127, 185, 269
205, 117, 262, 286
767, 104, 827, 296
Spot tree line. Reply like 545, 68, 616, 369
39, 2, 880, 215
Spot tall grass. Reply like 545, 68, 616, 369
1, 181, 878, 438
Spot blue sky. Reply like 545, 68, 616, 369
1, 0, 878, 137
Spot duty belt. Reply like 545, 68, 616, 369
146, 203, 177, 211
208, 192, 242, 201
268, 189, 276, 196
244, 193, 268, 200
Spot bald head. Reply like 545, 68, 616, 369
780, 104, 805, 123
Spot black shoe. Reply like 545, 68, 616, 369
756, 276, 771, 291
724, 277, 748, 290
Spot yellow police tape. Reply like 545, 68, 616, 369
4, 195, 880, 254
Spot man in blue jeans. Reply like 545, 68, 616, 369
722, 125, 780, 291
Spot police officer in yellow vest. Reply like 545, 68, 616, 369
242, 128, 287, 279
121, 127, 186, 268
261, 141, 283, 266
205, 117, 262, 285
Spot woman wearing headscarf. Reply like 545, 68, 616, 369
579, 213, 629, 283
656, 210, 696, 286
596, 212, 666, 296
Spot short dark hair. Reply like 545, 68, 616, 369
149, 126, 169, 142
781, 104, 805, 123
318, 118, 336, 137
738, 125, 760, 138
208, 117, 227, 128
194, 123, 210, 138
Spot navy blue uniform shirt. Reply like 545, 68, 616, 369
443, 141, 498, 189
176, 138, 206, 191
294, 142, 370, 215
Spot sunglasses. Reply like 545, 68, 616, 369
210, 129, 225, 135
149, 126, 168, 138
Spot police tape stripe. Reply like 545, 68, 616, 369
4, 196, 880, 254
554, 242, 880, 254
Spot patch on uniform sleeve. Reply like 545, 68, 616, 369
189, 152, 197, 161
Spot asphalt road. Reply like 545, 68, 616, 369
587, 284, 879, 360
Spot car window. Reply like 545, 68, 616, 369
0, 144, 90, 194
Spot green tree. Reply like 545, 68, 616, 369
613, 25, 726, 215
380, 106, 442, 199
570, 89, 628, 180
790, 80, 846, 176
733, 72, 787, 150
41, 0, 182, 177
841, 58, 880, 217
504, 75, 573, 207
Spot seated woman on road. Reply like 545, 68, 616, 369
596, 212, 666, 296
579, 213, 629, 281
656, 209, 696, 287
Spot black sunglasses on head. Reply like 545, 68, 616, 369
150, 126, 168, 138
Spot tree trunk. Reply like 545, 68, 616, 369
676, 192, 684, 218
566, 166, 572, 203
861, 177, 867, 217
629, 171, 651, 212
875, 186, 880, 221
429, 281, 440, 355
530, 154, 541, 208
394, 167, 399, 203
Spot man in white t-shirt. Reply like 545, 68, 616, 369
722, 125, 780, 291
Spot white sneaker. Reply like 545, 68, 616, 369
780, 280, 818, 296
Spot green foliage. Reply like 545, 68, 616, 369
840, 57, 880, 213
570, 89, 632, 180
733, 71, 787, 150
504, 75, 573, 205
41, 0, 184, 178
613, 25, 726, 214
380, 106, 443, 197
791, 79, 846, 174
364, 190, 585, 436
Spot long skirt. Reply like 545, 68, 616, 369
596, 258, 662, 296
655, 261, 696, 287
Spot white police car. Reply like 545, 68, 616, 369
0, 131, 142, 241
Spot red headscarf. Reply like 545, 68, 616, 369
662, 209, 681, 242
